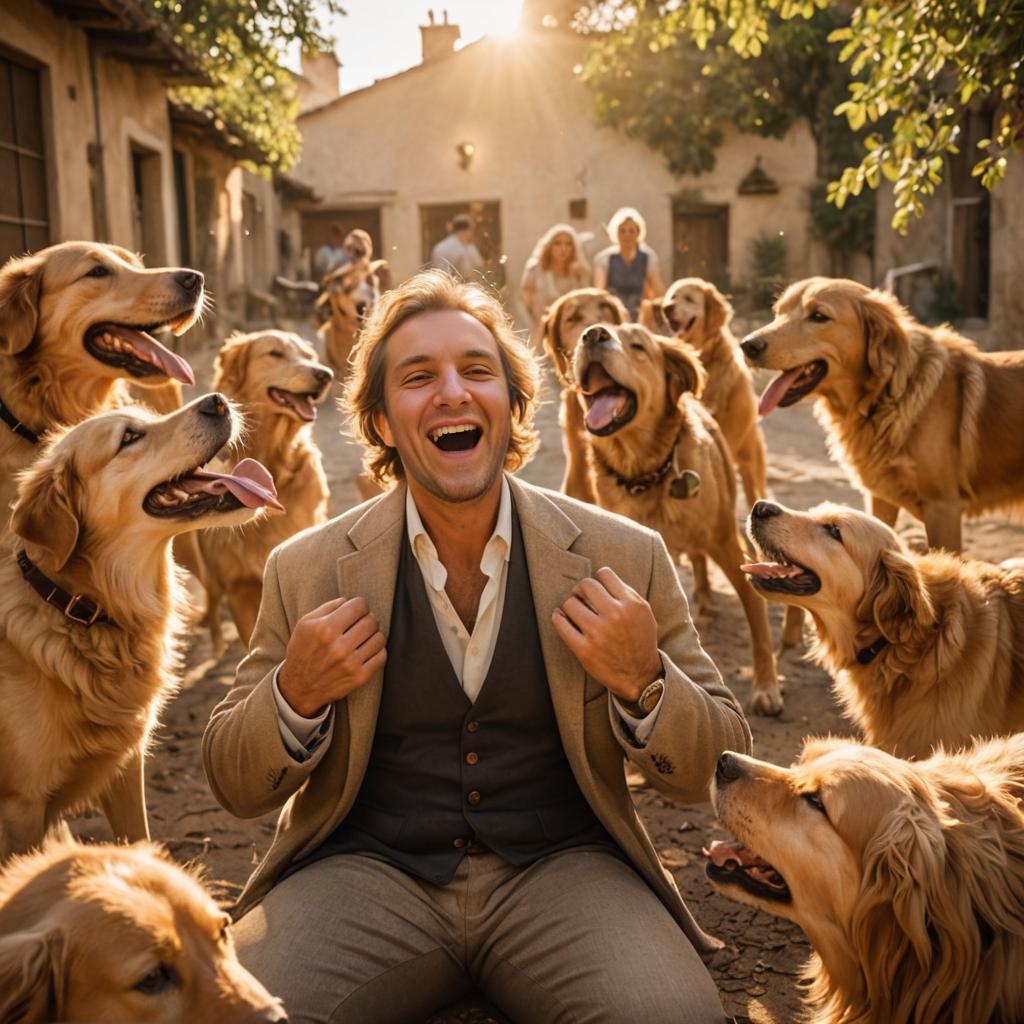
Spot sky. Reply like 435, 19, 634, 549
321, 1, 526, 94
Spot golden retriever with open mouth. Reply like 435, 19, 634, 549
573, 321, 782, 714
705, 735, 1024, 1024
191, 330, 332, 652
643, 278, 767, 508
541, 287, 630, 504
741, 499, 1024, 758
317, 257, 387, 376
741, 277, 1024, 552
0, 394, 280, 860
0, 839, 285, 1023
0, 242, 202, 523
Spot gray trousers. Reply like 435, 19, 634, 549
233, 845, 728, 1024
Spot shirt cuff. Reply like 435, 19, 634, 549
272, 663, 332, 760
611, 689, 665, 748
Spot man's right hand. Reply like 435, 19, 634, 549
277, 596, 386, 718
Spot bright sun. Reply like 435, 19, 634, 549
485, 0, 524, 38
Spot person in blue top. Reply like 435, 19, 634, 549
593, 207, 665, 319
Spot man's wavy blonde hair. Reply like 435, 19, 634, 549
344, 270, 541, 486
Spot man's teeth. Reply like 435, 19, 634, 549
430, 424, 477, 442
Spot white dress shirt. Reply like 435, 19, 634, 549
273, 481, 663, 758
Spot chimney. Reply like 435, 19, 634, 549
420, 9, 461, 63
298, 50, 341, 111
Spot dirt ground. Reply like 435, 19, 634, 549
70, 329, 1024, 1024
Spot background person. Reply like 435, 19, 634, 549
430, 213, 486, 280
593, 206, 665, 319
520, 223, 591, 350
205, 270, 749, 1024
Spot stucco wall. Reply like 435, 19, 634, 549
295, 29, 820, 307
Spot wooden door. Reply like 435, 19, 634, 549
672, 203, 729, 287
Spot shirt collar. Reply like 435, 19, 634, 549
405, 476, 512, 591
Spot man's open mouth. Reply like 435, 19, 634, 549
429, 423, 482, 453
740, 538, 821, 596
580, 362, 637, 436
704, 839, 792, 904
268, 387, 320, 423
758, 359, 828, 416
85, 319, 195, 384
144, 457, 282, 519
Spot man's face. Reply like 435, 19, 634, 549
373, 310, 511, 504
457, 223, 475, 243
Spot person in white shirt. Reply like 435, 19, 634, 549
429, 213, 486, 280
205, 269, 748, 1023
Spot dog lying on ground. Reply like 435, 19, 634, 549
573, 321, 782, 714
742, 277, 1024, 552
706, 735, 1024, 1023
192, 330, 332, 652
0, 242, 201, 524
741, 499, 1024, 758
317, 257, 387, 376
642, 278, 767, 507
0, 395, 280, 859
0, 839, 285, 1023
541, 288, 630, 503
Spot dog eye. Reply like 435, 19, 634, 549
825, 523, 842, 543
134, 963, 179, 995
267, 350, 285, 359
802, 791, 827, 815
119, 428, 144, 449
808, 309, 830, 323
85, 264, 111, 279
630, 343, 646, 352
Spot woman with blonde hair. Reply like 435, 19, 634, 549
520, 224, 591, 347
593, 207, 665, 319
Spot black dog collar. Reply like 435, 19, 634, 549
855, 636, 890, 665
17, 550, 117, 628
600, 425, 685, 497
0, 394, 40, 444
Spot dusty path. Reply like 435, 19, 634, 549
71, 337, 1024, 1024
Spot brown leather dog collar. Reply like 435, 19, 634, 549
597, 424, 685, 496
16, 550, 117, 628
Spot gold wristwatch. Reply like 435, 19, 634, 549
622, 675, 665, 717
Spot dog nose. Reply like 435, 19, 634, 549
741, 334, 767, 361
751, 500, 782, 520
314, 367, 333, 385
175, 270, 204, 294
198, 393, 229, 419
716, 753, 746, 785
581, 324, 612, 348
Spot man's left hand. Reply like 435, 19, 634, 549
552, 567, 662, 703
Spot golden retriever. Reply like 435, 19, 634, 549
705, 735, 1024, 1023
741, 277, 1024, 552
0, 395, 280, 859
317, 256, 387, 375
642, 278, 767, 507
542, 287, 630, 504
0, 242, 202, 522
742, 499, 1024, 758
0, 839, 285, 1023
572, 321, 782, 714
192, 330, 332, 652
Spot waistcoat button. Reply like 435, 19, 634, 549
465, 752, 479, 765
467, 790, 481, 806
467, 721, 479, 733
453, 837, 466, 848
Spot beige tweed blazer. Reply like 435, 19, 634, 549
202, 475, 752, 952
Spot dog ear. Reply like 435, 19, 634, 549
213, 336, 253, 395
660, 338, 707, 405
857, 290, 916, 410
638, 299, 664, 333
860, 548, 935, 642
540, 295, 572, 384
703, 282, 734, 338
0, 253, 44, 355
0, 927, 66, 1022
11, 457, 82, 570
607, 293, 630, 325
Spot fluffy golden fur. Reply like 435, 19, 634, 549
191, 330, 332, 652
0, 397, 268, 859
572, 321, 782, 714
541, 287, 629, 503
642, 278, 767, 507
743, 500, 1024, 758
742, 277, 1024, 552
317, 256, 387, 376
0, 839, 284, 1023
707, 735, 1024, 1023
0, 242, 204, 524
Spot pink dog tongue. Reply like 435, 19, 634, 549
740, 562, 803, 580
117, 326, 196, 385
586, 391, 627, 432
758, 368, 804, 417
184, 458, 283, 510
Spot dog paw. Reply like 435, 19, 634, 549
748, 687, 784, 717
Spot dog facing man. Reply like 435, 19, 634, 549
203, 270, 751, 1022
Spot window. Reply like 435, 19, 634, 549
0, 50, 49, 262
